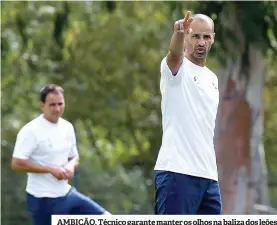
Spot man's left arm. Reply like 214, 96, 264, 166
64, 125, 79, 179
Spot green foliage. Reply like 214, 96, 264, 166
264, 50, 277, 206
61, 2, 171, 173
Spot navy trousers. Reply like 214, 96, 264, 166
26, 187, 106, 225
154, 170, 222, 215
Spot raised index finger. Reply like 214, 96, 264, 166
184, 11, 191, 22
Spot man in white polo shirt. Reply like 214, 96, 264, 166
11, 84, 110, 225
154, 11, 222, 214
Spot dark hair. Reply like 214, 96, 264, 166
40, 84, 64, 103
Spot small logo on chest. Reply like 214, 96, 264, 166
65, 135, 71, 144
194, 76, 200, 84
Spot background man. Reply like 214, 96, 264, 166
11, 84, 110, 225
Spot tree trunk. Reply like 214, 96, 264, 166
214, 3, 268, 214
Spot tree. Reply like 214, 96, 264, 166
193, 1, 277, 214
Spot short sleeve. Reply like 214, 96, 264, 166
160, 56, 184, 83
13, 128, 37, 160
68, 125, 79, 158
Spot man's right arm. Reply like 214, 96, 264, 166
11, 135, 55, 174
11, 158, 68, 180
11, 158, 52, 173
167, 31, 186, 75
11, 128, 68, 179
167, 11, 193, 75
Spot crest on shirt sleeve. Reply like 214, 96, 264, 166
212, 79, 218, 90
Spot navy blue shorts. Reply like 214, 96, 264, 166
153, 170, 222, 214
26, 187, 106, 225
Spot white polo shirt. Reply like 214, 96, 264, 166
154, 56, 219, 181
13, 114, 79, 198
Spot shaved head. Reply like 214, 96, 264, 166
192, 14, 214, 32
184, 13, 215, 64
